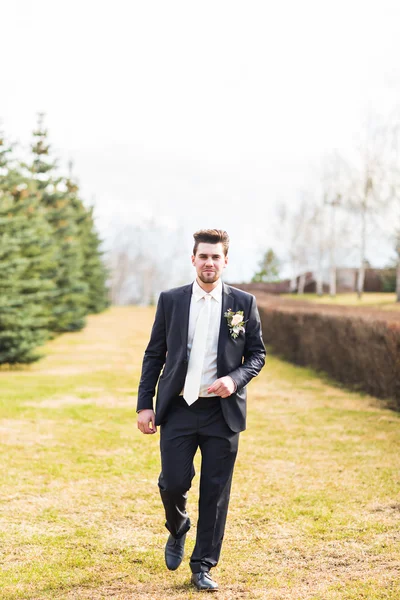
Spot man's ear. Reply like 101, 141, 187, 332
224, 255, 229, 268
191, 254, 195, 266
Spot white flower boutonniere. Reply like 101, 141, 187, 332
224, 308, 246, 339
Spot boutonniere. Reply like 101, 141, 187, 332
224, 309, 246, 339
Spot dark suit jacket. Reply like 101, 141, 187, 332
136, 282, 266, 433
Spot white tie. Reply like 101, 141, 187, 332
183, 294, 211, 405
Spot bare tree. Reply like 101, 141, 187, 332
308, 194, 325, 298
317, 152, 356, 297
108, 235, 134, 304
107, 219, 191, 305
385, 117, 400, 302
324, 193, 343, 297
344, 116, 395, 299
276, 195, 319, 294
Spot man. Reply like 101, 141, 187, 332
137, 229, 265, 592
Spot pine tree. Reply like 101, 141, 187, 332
66, 166, 109, 313
28, 114, 88, 332
82, 206, 110, 313
252, 248, 281, 283
0, 131, 56, 363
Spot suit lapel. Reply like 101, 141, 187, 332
179, 284, 192, 349
217, 282, 233, 362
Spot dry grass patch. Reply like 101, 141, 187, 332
0, 418, 59, 447
26, 394, 134, 409
285, 292, 399, 309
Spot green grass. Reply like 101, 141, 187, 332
0, 306, 399, 599
285, 292, 400, 310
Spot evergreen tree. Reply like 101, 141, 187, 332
252, 248, 281, 283
66, 166, 109, 313
0, 131, 56, 363
28, 114, 88, 332
82, 205, 110, 312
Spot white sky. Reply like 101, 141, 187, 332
2, 0, 400, 282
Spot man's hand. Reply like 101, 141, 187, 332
207, 376, 236, 398
137, 409, 157, 434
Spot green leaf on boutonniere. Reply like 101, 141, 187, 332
224, 308, 247, 339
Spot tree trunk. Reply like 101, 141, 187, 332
328, 197, 336, 297
329, 265, 336, 297
298, 273, 306, 294
316, 204, 324, 296
357, 212, 366, 300
396, 259, 400, 302
356, 264, 365, 299
357, 178, 370, 300
316, 274, 323, 296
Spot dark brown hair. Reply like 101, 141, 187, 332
193, 229, 230, 256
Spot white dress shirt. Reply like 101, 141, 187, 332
182, 278, 222, 398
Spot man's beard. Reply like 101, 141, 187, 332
198, 271, 219, 284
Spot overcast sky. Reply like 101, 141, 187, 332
2, 0, 400, 282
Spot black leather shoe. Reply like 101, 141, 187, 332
165, 532, 186, 570
191, 571, 219, 591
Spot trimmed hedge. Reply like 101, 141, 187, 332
258, 304, 400, 408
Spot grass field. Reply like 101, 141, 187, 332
0, 306, 399, 599
285, 293, 400, 311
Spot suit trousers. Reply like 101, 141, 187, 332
158, 395, 240, 573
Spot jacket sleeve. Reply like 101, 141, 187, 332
136, 293, 167, 412
228, 295, 266, 390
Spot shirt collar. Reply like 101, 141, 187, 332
192, 278, 222, 303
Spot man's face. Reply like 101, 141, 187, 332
192, 242, 228, 284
